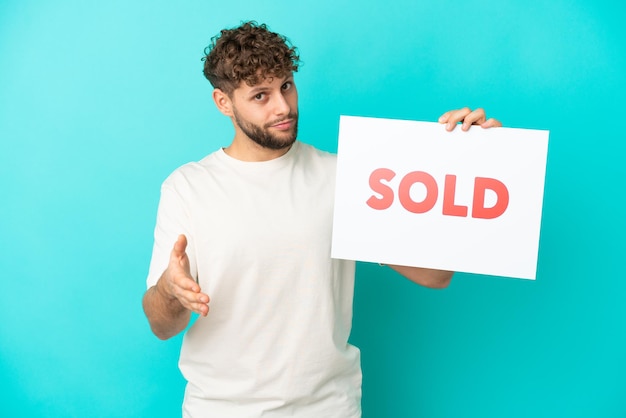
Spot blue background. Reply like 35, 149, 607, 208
1, 0, 624, 417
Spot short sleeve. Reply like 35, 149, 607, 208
145, 178, 198, 289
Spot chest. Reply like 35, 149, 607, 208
186, 165, 336, 267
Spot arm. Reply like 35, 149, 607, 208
142, 234, 210, 340
386, 264, 453, 289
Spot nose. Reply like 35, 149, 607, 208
272, 93, 290, 116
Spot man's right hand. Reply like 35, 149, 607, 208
156, 234, 210, 317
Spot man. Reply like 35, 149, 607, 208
142, 21, 501, 418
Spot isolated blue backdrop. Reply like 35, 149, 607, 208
1, 0, 625, 417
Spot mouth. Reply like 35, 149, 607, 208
270, 119, 294, 130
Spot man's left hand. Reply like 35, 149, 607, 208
438, 107, 502, 131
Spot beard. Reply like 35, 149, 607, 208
233, 108, 299, 151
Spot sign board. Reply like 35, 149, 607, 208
331, 116, 549, 280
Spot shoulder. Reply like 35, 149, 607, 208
296, 142, 337, 166
161, 150, 222, 190
291, 142, 338, 187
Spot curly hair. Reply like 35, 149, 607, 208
202, 21, 301, 95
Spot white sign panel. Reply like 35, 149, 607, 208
331, 116, 549, 280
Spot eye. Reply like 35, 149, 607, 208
254, 93, 266, 101
281, 81, 292, 91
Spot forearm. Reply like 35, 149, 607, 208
388, 264, 453, 289
142, 279, 191, 340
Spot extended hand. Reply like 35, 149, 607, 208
439, 107, 502, 131
156, 234, 210, 317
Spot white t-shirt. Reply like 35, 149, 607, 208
147, 141, 362, 418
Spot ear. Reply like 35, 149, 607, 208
212, 88, 233, 117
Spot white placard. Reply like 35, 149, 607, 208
331, 116, 549, 280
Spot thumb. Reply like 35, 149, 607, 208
172, 234, 188, 257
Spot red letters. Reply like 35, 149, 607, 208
366, 168, 396, 210
442, 175, 469, 217
472, 177, 509, 219
398, 171, 438, 214
366, 169, 509, 219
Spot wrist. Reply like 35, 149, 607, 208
155, 275, 176, 302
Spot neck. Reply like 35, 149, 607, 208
223, 135, 293, 162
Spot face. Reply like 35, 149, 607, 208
229, 74, 299, 150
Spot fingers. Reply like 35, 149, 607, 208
459, 108, 487, 130
172, 272, 202, 295
178, 288, 210, 316
171, 275, 210, 316
480, 118, 502, 128
439, 107, 471, 131
190, 300, 210, 317
163, 234, 210, 316
439, 107, 500, 131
